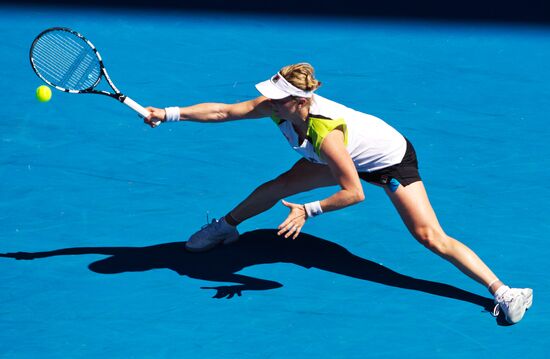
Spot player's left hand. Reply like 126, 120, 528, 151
201, 285, 244, 299
277, 200, 307, 239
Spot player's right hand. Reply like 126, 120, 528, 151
144, 106, 165, 128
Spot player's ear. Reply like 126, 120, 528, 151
297, 97, 308, 107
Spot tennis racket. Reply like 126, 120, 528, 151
29, 27, 160, 126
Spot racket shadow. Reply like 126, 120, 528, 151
1, 229, 494, 312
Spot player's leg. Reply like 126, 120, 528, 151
385, 180, 532, 323
185, 159, 337, 252
385, 181, 498, 287
228, 158, 337, 224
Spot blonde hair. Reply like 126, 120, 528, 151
279, 63, 321, 92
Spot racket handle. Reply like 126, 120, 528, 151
122, 96, 161, 126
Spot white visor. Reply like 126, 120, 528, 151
255, 72, 314, 99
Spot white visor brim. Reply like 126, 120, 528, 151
255, 79, 290, 100
255, 72, 314, 99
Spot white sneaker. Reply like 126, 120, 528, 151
185, 217, 239, 252
493, 286, 533, 324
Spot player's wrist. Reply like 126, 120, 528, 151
304, 201, 323, 218
164, 106, 180, 122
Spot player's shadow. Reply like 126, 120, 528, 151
1, 229, 496, 314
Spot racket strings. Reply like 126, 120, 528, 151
31, 30, 101, 91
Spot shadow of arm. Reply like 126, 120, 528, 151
0, 247, 137, 260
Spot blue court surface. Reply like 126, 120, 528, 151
1, 5, 549, 358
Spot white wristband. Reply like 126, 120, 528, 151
164, 107, 180, 122
304, 201, 323, 218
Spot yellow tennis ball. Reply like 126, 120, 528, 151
36, 85, 52, 102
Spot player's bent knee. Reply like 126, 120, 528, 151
412, 226, 450, 255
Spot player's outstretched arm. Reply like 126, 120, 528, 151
144, 96, 272, 126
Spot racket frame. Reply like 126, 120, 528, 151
30, 27, 156, 122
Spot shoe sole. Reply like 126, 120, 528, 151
185, 234, 240, 252
524, 289, 533, 310
185, 241, 220, 252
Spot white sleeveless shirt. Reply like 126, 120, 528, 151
272, 94, 407, 172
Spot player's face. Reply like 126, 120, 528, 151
270, 96, 300, 118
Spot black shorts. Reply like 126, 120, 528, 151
358, 138, 421, 192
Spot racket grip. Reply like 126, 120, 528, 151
122, 96, 161, 126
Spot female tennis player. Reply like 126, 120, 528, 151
144, 63, 532, 324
